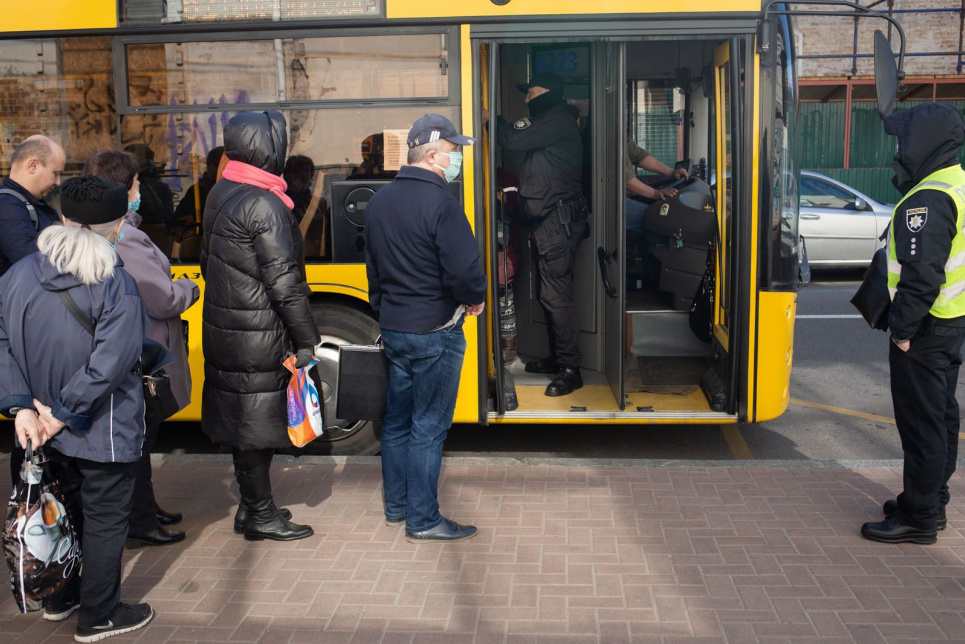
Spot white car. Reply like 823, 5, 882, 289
799, 170, 894, 268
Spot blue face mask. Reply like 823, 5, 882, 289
128, 192, 141, 213
116, 226, 124, 243
433, 150, 463, 183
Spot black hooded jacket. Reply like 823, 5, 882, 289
497, 102, 583, 220
201, 111, 320, 449
884, 102, 965, 339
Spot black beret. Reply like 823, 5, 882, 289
60, 175, 129, 226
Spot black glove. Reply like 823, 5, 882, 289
294, 347, 315, 369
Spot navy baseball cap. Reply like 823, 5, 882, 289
517, 72, 563, 94
407, 114, 475, 148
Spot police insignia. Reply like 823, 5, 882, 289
659, 203, 670, 217
906, 207, 927, 233
514, 118, 531, 130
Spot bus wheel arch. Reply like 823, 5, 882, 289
297, 297, 382, 457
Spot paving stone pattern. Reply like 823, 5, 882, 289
2, 458, 965, 643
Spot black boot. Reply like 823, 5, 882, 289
234, 504, 293, 534
545, 367, 583, 397
525, 356, 559, 374
234, 452, 313, 542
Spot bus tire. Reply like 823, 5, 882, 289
292, 301, 382, 457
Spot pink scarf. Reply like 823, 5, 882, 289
222, 160, 294, 210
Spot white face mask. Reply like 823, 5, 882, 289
431, 150, 463, 183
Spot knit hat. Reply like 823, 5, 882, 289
60, 176, 129, 226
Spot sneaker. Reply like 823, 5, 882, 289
44, 597, 79, 622
74, 603, 154, 643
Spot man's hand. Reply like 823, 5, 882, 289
893, 337, 911, 353
655, 187, 678, 200
294, 347, 315, 369
672, 167, 690, 180
481, 108, 490, 126
466, 302, 485, 316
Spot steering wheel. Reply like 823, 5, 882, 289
669, 176, 692, 190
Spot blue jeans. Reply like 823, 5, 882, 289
626, 197, 667, 285
380, 318, 466, 532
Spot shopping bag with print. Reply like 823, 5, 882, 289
2, 442, 81, 613
283, 354, 324, 447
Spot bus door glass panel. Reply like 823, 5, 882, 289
713, 41, 732, 347
601, 41, 626, 408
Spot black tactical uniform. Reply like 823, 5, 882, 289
860, 102, 965, 545
497, 75, 586, 396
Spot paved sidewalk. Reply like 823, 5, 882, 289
1, 455, 965, 643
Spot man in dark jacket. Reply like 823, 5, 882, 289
860, 102, 965, 545
1, 134, 65, 486
202, 111, 320, 542
365, 114, 487, 543
0, 135, 64, 276
485, 73, 587, 396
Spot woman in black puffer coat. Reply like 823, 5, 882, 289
201, 111, 320, 542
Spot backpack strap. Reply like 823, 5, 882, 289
56, 290, 95, 336
0, 188, 39, 230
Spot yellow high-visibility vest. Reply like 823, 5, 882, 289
887, 165, 965, 318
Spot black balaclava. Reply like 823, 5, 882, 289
527, 88, 564, 119
884, 102, 965, 196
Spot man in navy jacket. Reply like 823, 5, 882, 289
364, 114, 487, 543
1, 135, 65, 486
0, 135, 65, 276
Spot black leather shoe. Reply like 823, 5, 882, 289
234, 505, 292, 534
545, 367, 583, 397
860, 516, 937, 544
883, 499, 946, 530
525, 356, 559, 374
156, 507, 182, 526
126, 526, 186, 547
406, 517, 478, 543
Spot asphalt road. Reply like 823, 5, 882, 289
5, 269, 955, 463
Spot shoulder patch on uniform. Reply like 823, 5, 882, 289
514, 118, 531, 130
906, 207, 927, 233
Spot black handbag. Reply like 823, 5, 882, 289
56, 291, 180, 425
850, 245, 891, 331
336, 341, 388, 422
689, 241, 716, 342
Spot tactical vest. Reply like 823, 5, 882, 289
887, 164, 965, 318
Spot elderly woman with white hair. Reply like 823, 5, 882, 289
0, 175, 155, 641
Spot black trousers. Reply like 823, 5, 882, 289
889, 328, 965, 530
47, 450, 137, 629
531, 213, 587, 369
128, 421, 162, 534
9, 437, 25, 489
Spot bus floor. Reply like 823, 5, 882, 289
503, 355, 713, 414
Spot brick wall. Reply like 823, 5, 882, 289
795, 1, 963, 79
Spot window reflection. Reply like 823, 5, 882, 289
127, 34, 448, 108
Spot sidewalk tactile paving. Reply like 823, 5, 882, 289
2, 457, 965, 643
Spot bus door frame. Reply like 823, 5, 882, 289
713, 36, 754, 417
597, 41, 627, 409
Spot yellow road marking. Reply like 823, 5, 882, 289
720, 425, 753, 460
790, 398, 897, 425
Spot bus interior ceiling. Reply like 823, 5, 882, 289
492, 37, 723, 416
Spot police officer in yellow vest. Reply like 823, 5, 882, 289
861, 102, 965, 545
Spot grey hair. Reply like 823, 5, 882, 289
407, 139, 448, 164
37, 220, 120, 285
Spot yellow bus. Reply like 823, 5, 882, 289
0, 0, 903, 455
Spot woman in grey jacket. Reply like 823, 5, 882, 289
0, 176, 155, 641
84, 150, 200, 547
